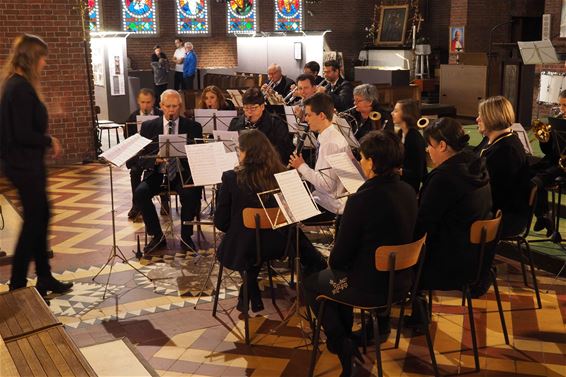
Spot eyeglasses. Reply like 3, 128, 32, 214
243, 105, 261, 112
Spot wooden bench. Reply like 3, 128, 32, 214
0, 288, 96, 377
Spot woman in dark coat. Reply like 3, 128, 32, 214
303, 130, 418, 377
0, 34, 73, 296
391, 99, 427, 193
215, 130, 325, 313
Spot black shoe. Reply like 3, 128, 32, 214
36, 276, 73, 296
47, 249, 54, 259
251, 295, 264, 313
127, 206, 141, 220
181, 237, 197, 252
534, 214, 554, 236
143, 234, 166, 254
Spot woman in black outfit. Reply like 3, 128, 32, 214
0, 34, 73, 296
391, 99, 427, 192
214, 130, 325, 312
476, 96, 531, 237
303, 130, 418, 377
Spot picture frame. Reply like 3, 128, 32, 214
376, 5, 409, 46
449, 26, 465, 53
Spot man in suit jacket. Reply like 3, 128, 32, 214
229, 87, 293, 164
262, 63, 295, 98
317, 59, 354, 112
134, 90, 203, 253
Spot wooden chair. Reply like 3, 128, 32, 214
499, 183, 542, 308
212, 207, 291, 345
308, 234, 439, 377
428, 210, 508, 373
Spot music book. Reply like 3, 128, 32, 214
274, 169, 321, 223
136, 115, 159, 132
518, 40, 559, 65
332, 115, 361, 149
326, 152, 366, 194
158, 134, 187, 158
194, 109, 237, 133
227, 89, 244, 108
185, 142, 238, 186
212, 130, 239, 152
99, 133, 152, 167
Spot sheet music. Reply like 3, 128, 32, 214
194, 109, 237, 133
518, 40, 559, 64
332, 115, 360, 148
274, 192, 294, 224
326, 152, 366, 194
274, 170, 321, 222
100, 133, 151, 167
212, 130, 239, 152
285, 105, 300, 133
158, 134, 187, 158
185, 142, 239, 186
136, 115, 159, 132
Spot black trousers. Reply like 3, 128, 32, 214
183, 75, 195, 91
5, 166, 51, 288
174, 72, 184, 91
531, 163, 564, 218
130, 165, 143, 206
134, 171, 202, 241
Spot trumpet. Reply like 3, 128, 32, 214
532, 118, 551, 143
284, 86, 298, 104
417, 117, 430, 129
261, 80, 275, 100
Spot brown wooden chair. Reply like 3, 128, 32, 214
212, 207, 291, 345
308, 234, 439, 377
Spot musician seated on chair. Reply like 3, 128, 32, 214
288, 93, 351, 225
261, 63, 295, 98
124, 88, 163, 221
197, 85, 235, 111
290, 73, 318, 118
303, 130, 418, 376
350, 84, 393, 139
134, 90, 203, 254
228, 87, 293, 164
215, 130, 326, 313
530, 89, 566, 236
405, 118, 492, 329
303, 60, 324, 85
316, 59, 353, 112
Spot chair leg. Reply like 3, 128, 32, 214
212, 263, 224, 317
428, 290, 433, 320
289, 256, 295, 288
461, 291, 466, 307
523, 238, 542, 309
267, 261, 276, 307
243, 270, 250, 345
517, 240, 529, 287
372, 310, 383, 377
465, 286, 480, 372
308, 301, 326, 377
420, 298, 439, 377
360, 310, 367, 354
491, 267, 509, 345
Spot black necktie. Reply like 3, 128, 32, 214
166, 120, 177, 180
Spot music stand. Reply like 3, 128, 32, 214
194, 109, 237, 134
333, 116, 360, 150
94, 134, 153, 298
518, 40, 559, 65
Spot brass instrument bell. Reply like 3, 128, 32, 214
531, 118, 551, 143
417, 117, 430, 129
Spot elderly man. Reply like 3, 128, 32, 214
134, 90, 203, 253
183, 42, 197, 90
262, 63, 295, 98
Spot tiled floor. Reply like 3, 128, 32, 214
0, 164, 565, 377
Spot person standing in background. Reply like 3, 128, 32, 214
183, 42, 197, 91
151, 45, 169, 101
173, 38, 185, 91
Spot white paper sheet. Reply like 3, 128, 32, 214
194, 109, 237, 133
274, 170, 320, 222
136, 115, 159, 132
185, 142, 239, 186
326, 152, 366, 195
100, 133, 152, 167
212, 130, 239, 152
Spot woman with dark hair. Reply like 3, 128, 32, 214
303, 130, 418, 377
0, 34, 73, 296
476, 96, 530, 237
197, 85, 235, 110
215, 130, 325, 312
391, 99, 427, 192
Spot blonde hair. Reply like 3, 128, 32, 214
0, 34, 48, 101
478, 96, 515, 132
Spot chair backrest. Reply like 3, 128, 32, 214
375, 234, 427, 272
469, 210, 502, 285
242, 208, 287, 229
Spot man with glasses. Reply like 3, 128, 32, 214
316, 59, 353, 112
229, 87, 293, 163
351, 84, 393, 140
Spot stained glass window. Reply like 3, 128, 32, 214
275, 0, 303, 32
122, 0, 157, 34
176, 0, 209, 34
227, 0, 257, 34
88, 0, 100, 32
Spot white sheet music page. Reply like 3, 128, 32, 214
100, 133, 152, 167
185, 143, 223, 186
212, 130, 239, 152
326, 152, 366, 194
136, 115, 159, 132
274, 169, 321, 222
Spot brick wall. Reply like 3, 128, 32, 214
0, 0, 96, 164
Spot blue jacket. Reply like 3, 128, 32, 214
183, 51, 197, 78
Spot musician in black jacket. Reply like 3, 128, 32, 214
304, 61, 324, 85
215, 130, 326, 312
124, 88, 163, 220
304, 131, 418, 376
391, 99, 427, 193
262, 63, 295, 97
229, 87, 293, 163
477, 96, 531, 237
134, 90, 203, 253
350, 84, 393, 140
0, 34, 73, 296
317, 59, 353, 112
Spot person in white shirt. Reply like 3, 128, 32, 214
173, 38, 185, 90
289, 92, 351, 224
